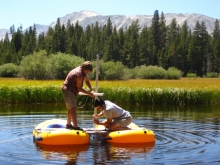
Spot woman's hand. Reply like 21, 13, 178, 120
93, 118, 99, 124
92, 114, 98, 119
89, 91, 95, 98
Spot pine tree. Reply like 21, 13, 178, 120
10, 26, 23, 63
106, 17, 113, 36
138, 26, 150, 66
200, 21, 209, 75
179, 21, 190, 75
0, 33, 11, 64
73, 20, 84, 56
117, 28, 125, 63
102, 18, 115, 61
36, 32, 45, 51
78, 24, 91, 60
159, 12, 167, 49
150, 10, 161, 65
212, 19, 220, 73
122, 20, 140, 68
87, 22, 102, 60
112, 26, 120, 61
28, 24, 37, 54
151, 10, 160, 50
167, 18, 181, 68
9, 25, 15, 35
188, 21, 202, 75
60, 25, 67, 53
158, 12, 168, 68
19, 25, 37, 58
188, 21, 210, 76
66, 20, 75, 54
53, 18, 62, 53
45, 27, 54, 55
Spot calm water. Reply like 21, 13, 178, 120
0, 103, 220, 165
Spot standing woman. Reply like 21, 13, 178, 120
62, 61, 94, 130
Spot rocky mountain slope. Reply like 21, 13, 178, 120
1, 10, 219, 40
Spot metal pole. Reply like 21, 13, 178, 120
95, 54, 99, 94
94, 54, 99, 129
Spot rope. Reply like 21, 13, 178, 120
0, 135, 32, 144
77, 96, 90, 109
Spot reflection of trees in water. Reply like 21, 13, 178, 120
0, 103, 67, 115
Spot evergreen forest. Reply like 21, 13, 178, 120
0, 10, 220, 79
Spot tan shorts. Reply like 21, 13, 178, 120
112, 116, 132, 127
62, 89, 77, 109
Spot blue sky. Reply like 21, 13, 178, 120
1, 0, 220, 29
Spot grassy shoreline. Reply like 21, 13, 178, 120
0, 78, 220, 105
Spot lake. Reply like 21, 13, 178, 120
0, 103, 220, 164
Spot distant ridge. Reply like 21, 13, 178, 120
1, 10, 219, 39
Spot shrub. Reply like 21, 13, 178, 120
51, 53, 84, 79
0, 63, 18, 77
136, 65, 166, 79
166, 67, 182, 79
186, 73, 197, 78
206, 72, 219, 78
18, 51, 53, 79
89, 61, 131, 80
122, 67, 135, 80
99, 61, 125, 80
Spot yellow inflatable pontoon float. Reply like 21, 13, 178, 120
95, 122, 155, 144
33, 119, 90, 145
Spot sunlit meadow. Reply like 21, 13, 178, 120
0, 78, 220, 105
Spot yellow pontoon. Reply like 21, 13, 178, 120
33, 119, 90, 145
95, 122, 155, 144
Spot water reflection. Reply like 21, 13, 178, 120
34, 134, 155, 164
91, 138, 155, 164
36, 144, 89, 164
0, 103, 67, 115
0, 103, 220, 164
107, 143, 154, 159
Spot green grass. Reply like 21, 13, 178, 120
0, 78, 220, 105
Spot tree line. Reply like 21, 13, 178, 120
0, 10, 220, 77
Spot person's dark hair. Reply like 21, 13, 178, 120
81, 61, 92, 71
94, 98, 105, 107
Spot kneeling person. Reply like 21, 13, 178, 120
93, 98, 132, 131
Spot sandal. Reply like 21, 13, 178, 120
66, 124, 73, 129
72, 127, 84, 131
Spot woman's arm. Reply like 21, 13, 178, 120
76, 76, 93, 97
84, 75, 93, 91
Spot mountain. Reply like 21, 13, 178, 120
0, 29, 10, 40
34, 24, 50, 36
0, 10, 219, 40
0, 24, 49, 40
50, 11, 217, 34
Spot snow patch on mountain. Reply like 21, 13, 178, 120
0, 10, 219, 40
33, 24, 49, 35
49, 11, 217, 34
50, 10, 100, 28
